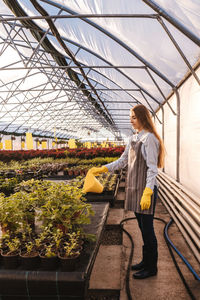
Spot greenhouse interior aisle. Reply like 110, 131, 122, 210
0, 0, 200, 299
88, 173, 200, 300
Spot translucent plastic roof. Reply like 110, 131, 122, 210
0, 0, 199, 140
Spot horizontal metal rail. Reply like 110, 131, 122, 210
157, 171, 200, 264
0, 66, 146, 70
0, 14, 159, 22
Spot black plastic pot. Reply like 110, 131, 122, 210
20, 252, 40, 270
58, 253, 80, 272
1, 252, 19, 269
39, 255, 58, 271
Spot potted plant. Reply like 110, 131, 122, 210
73, 167, 80, 176
1, 236, 21, 269
20, 240, 39, 270
39, 244, 58, 270
58, 231, 82, 271
67, 168, 74, 178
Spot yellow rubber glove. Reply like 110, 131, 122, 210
90, 166, 108, 176
140, 187, 153, 210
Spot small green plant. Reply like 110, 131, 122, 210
44, 245, 57, 258
5, 237, 21, 255
52, 229, 63, 250
24, 241, 35, 255
35, 237, 43, 250
62, 231, 81, 257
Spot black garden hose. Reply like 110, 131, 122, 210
120, 217, 199, 300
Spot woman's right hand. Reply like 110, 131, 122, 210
89, 166, 108, 175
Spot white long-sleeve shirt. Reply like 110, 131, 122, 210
105, 130, 160, 190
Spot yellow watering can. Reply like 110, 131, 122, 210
82, 169, 104, 193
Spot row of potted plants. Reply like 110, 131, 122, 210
1, 158, 118, 173
0, 179, 95, 271
0, 149, 66, 162
0, 147, 124, 162
65, 147, 124, 159
0, 157, 118, 182
0, 226, 86, 271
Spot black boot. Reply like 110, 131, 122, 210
133, 247, 158, 279
131, 246, 147, 271
133, 268, 157, 279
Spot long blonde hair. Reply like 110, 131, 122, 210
131, 104, 165, 168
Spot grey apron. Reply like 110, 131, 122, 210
125, 139, 155, 215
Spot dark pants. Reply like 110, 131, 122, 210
135, 186, 158, 270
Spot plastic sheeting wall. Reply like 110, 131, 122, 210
179, 67, 200, 198
156, 67, 200, 198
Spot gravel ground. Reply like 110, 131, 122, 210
100, 226, 122, 245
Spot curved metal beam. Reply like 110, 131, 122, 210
0, 33, 149, 110
2, 25, 162, 107
2, 17, 167, 108
30, 0, 116, 128
41, 0, 175, 87
143, 0, 200, 47
2, 0, 115, 128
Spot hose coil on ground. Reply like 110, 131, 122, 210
120, 217, 199, 300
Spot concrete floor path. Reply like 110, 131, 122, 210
89, 176, 200, 300
120, 199, 200, 300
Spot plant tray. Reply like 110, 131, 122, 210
85, 177, 120, 207
0, 203, 109, 300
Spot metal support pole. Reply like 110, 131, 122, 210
161, 106, 165, 173
174, 88, 180, 182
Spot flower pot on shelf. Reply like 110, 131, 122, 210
73, 170, 80, 176
68, 170, 74, 177
0, 235, 21, 269
1, 251, 19, 269
20, 250, 40, 270
39, 246, 58, 270
39, 254, 58, 270
58, 252, 80, 272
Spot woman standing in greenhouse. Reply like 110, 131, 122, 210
90, 104, 165, 279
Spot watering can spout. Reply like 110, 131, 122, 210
82, 169, 104, 194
